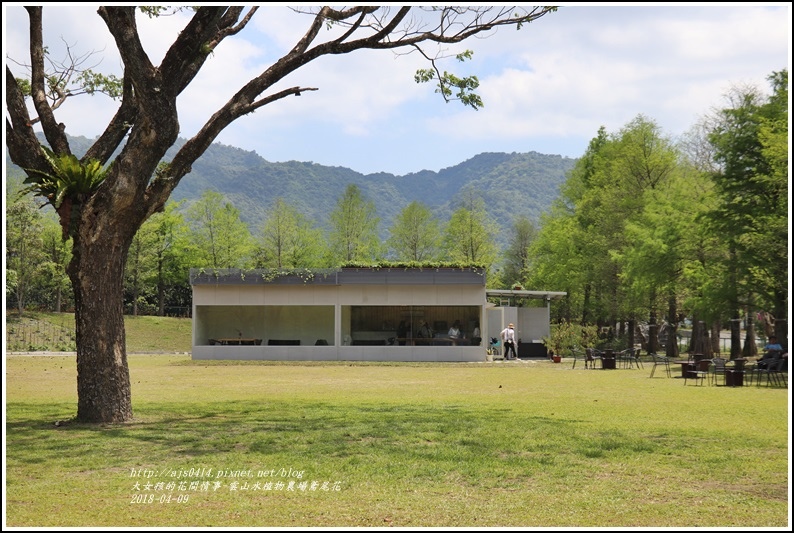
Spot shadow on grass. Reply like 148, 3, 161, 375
8, 399, 669, 479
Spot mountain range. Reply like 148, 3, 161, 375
7, 135, 578, 246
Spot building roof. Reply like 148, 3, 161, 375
486, 289, 567, 301
189, 267, 486, 286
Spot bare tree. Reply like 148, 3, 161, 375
5, 6, 557, 423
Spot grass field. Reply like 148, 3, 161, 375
4, 354, 790, 528
5, 312, 192, 353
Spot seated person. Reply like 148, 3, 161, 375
764, 335, 783, 352
471, 322, 482, 346
416, 321, 433, 340
448, 320, 462, 339
757, 336, 783, 369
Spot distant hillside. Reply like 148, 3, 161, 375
7, 135, 577, 246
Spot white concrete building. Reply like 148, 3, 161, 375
190, 267, 565, 362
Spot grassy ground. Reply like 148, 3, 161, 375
4, 355, 790, 528
5, 311, 192, 353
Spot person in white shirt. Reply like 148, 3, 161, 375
501, 323, 518, 360
448, 320, 462, 339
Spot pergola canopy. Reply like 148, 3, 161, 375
486, 289, 567, 301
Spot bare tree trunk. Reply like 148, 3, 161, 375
665, 294, 678, 359
690, 318, 710, 356
582, 283, 591, 325
773, 287, 788, 351
728, 242, 742, 359
710, 321, 721, 355
648, 307, 658, 355
132, 282, 139, 317
157, 257, 166, 316
742, 305, 758, 359
68, 222, 134, 424
628, 318, 636, 353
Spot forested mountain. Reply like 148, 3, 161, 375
7, 134, 577, 243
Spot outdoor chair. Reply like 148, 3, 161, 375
584, 348, 602, 369
709, 356, 728, 386
763, 355, 788, 387
618, 347, 643, 369
684, 359, 710, 386
571, 348, 585, 369
648, 352, 671, 378
748, 352, 782, 386
648, 353, 672, 378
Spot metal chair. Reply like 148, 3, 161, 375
649, 352, 671, 378
709, 356, 728, 386
748, 352, 782, 386
584, 348, 602, 369
619, 347, 643, 369
617, 348, 632, 369
762, 355, 788, 387
571, 348, 584, 369
684, 359, 710, 386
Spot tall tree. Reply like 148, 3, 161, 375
501, 215, 537, 288
328, 184, 382, 264
187, 190, 254, 269
146, 201, 196, 316
441, 191, 498, 268
6, 198, 46, 314
386, 201, 441, 262
5, 6, 556, 423
256, 197, 326, 268
38, 217, 73, 313
124, 218, 158, 316
706, 70, 789, 347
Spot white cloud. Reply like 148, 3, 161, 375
419, 4, 790, 153
4, 4, 790, 174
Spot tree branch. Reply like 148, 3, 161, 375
5, 68, 48, 172
26, 6, 69, 155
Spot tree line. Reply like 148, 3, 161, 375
523, 70, 788, 358
7, 181, 516, 316
6, 69, 787, 361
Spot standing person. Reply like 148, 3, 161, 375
501, 323, 518, 360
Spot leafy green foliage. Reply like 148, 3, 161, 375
8, 135, 575, 252
186, 190, 256, 269
386, 201, 441, 261
19, 146, 107, 209
255, 198, 328, 268
542, 319, 599, 356
328, 184, 382, 263
74, 70, 123, 99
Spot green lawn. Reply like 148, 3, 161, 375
4, 355, 789, 528
5, 312, 192, 353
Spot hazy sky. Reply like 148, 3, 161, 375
3, 3, 791, 176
